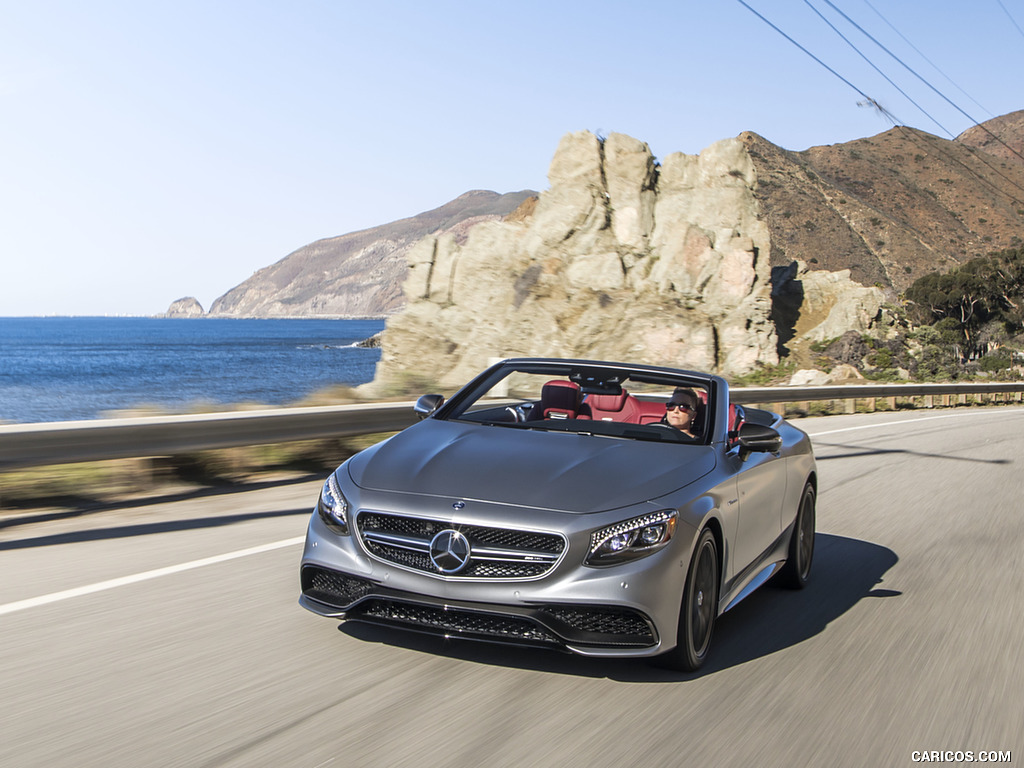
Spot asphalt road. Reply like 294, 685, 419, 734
1, 407, 1021, 767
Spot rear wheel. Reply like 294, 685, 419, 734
656, 528, 719, 672
779, 482, 815, 589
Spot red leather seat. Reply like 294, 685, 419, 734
636, 400, 667, 425
528, 380, 585, 420
586, 390, 642, 422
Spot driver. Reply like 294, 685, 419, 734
662, 388, 699, 438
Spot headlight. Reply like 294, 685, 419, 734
317, 472, 349, 535
586, 510, 677, 566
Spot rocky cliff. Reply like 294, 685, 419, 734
370, 132, 783, 391
368, 113, 1024, 391
208, 190, 535, 318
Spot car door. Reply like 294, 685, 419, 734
728, 445, 786, 576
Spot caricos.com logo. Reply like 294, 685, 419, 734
911, 751, 1012, 763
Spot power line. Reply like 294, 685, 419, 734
820, 0, 1024, 165
734, 0, 902, 125
804, 0, 956, 138
860, 0, 994, 119
996, 0, 1024, 41
734, 1, 1024, 214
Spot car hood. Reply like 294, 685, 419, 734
346, 419, 716, 514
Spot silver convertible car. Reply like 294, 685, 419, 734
299, 358, 816, 671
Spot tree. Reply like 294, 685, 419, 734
905, 246, 1024, 358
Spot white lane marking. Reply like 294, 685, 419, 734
805, 408, 1024, 438
0, 536, 305, 617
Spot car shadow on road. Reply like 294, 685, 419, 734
0, 505, 312, 551
814, 441, 1010, 465
338, 533, 899, 682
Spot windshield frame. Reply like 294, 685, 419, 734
432, 358, 724, 446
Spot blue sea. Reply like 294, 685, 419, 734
0, 317, 386, 424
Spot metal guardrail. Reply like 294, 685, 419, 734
0, 402, 419, 472
1, 381, 1023, 472
728, 381, 1024, 406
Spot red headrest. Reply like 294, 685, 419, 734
540, 380, 581, 419
587, 391, 628, 412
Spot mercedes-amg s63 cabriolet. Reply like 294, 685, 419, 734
300, 358, 816, 671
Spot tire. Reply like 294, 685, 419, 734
779, 482, 815, 589
656, 528, 719, 672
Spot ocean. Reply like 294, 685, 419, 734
0, 317, 386, 424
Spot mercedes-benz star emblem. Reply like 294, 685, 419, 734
429, 529, 471, 574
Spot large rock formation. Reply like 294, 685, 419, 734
369, 132, 783, 391
369, 111, 1024, 390
208, 190, 535, 318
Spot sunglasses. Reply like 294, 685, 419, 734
666, 402, 694, 413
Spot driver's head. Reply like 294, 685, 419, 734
665, 388, 699, 430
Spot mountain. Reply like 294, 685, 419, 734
746, 111, 1024, 294
956, 109, 1024, 165
207, 190, 536, 318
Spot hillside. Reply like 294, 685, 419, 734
207, 190, 535, 317
956, 109, 1024, 165
746, 113, 1024, 294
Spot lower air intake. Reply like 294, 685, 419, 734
348, 599, 562, 647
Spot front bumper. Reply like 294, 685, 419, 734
300, 495, 703, 657
300, 564, 658, 652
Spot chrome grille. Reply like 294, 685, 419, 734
356, 511, 565, 579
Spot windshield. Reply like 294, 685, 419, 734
441, 363, 712, 445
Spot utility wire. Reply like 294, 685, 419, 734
734, 0, 903, 126
804, 0, 955, 138
821, 0, 1024, 164
735, 1, 1024, 213
861, 0, 994, 119
996, 0, 1024, 41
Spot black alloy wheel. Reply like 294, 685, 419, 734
780, 482, 815, 589
656, 528, 719, 672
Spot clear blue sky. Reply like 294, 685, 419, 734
2, 0, 1021, 316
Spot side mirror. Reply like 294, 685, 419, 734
414, 393, 445, 420
736, 422, 782, 455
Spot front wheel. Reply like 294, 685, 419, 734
656, 528, 719, 672
779, 482, 815, 589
